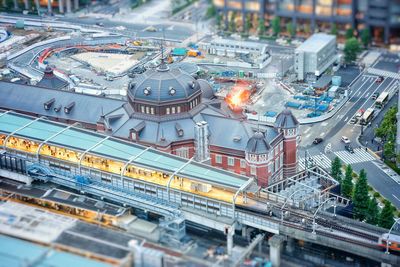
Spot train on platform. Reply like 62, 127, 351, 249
379, 233, 400, 252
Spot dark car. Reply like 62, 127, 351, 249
313, 138, 323, 144
345, 144, 354, 153
372, 92, 380, 100
376, 76, 384, 83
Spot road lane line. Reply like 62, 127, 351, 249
393, 194, 400, 202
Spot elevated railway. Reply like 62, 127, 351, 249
0, 110, 399, 265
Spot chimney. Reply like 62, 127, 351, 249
194, 121, 210, 162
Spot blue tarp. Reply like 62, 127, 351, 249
317, 104, 329, 112
264, 111, 277, 117
293, 95, 309, 101
307, 111, 322, 118
286, 102, 302, 109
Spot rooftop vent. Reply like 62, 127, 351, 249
169, 86, 176, 96
233, 136, 242, 142
175, 122, 184, 137
143, 87, 151, 96
64, 102, 75, 114
44, 98, 55, 110
54, 105, 61, 113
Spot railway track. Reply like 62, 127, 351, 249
237, 204, 381, 248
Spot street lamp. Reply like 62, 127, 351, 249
385, 218, 400, 254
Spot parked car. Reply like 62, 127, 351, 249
372, 92, 380, 100
341, 136, 351, 144
345, 144, 354, 153
313, 138, 323, 145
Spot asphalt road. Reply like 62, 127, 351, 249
299, 58, 400, 209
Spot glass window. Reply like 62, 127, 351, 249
172, 107, 176, 114
250, 166, 256, 175
166, 107, 170, 114
215, 155, 222, 164
228, 157, 234, 166
140, 105, 145, 113
177, 106, 181, 113
240, 159, 246, 168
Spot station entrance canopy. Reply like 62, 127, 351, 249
0, 111, 259, 197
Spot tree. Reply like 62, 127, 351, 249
361, 28, 371, 48
344, 37, 361, 64
271, 16, 281, 36
245, 14, 252, 33
378, 200, 395, 229
331, 157, 342, 183
341, 164, 353, 198
286, 22, 295, 38
366, 198, 379, 225
345, 27, 354, 39
216, 13, 223, 30
303, 24, 310, 35
330, 23, 338, 36
229, 12, 236, 32
258, 18, 265, 36
206, 5, 216, 19
352, 169, 370, 221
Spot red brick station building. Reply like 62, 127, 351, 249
0, 63, 300, 187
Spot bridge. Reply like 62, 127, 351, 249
0, 110, 399, 266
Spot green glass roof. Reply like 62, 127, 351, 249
0, 111, 251, 190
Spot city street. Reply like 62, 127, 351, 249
298, 55, 400, 209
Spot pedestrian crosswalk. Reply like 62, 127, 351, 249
298, 153, 331, 171
334, 148, 376, 165
367, 67, 400, 80
298, 148, 377, 171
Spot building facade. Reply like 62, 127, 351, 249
294, 33, 337, 80
0, 63, 300, 187
213, 0, 400, 44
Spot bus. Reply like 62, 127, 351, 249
375, 91, 389, 109
360, 107, 375, 125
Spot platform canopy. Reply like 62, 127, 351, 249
0, 111, 258, 192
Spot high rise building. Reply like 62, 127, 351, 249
212, 0, 400, 44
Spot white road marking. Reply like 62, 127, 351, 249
304, 128, 311, 134
344, 116, 348, 122
393, 194, 400, 202
319, 132, 325, 137
334, 148, 376, 165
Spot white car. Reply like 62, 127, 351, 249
341, 136, 351, 144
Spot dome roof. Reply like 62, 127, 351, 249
128, 66, 201, 103
245, 131, 271, 154
274, 108, 299, 129
198, 79, 214, 99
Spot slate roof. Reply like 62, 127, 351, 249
274, 108, 299, 129
0, 81, 125, 124
36, 65, 69, 90
245, 131, 271, 154
128, 67, 201, 103
0, 80, 282, 153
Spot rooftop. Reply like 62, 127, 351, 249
295, 33, 336, 53
0, 111, 254, 191
0, 235, 112, 267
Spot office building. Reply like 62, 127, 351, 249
212, 0, 400, 44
